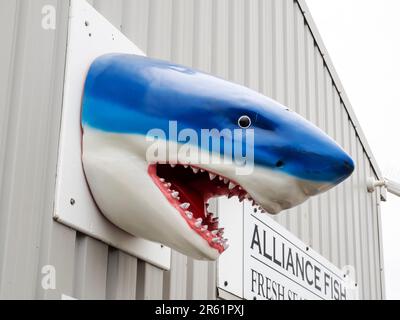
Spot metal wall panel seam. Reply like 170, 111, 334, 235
375, 189, 386, 299
284, 0, 299, 237
370, 165, 381, 299
326, 76, 338, 264
333, 93, 346, 269
359, 142, 372, 298
136, 260, 164, 300
121, 0, 150, 53
294, 2, 310, 243
272, 0, 288, 229
106, 249, 138, 300
0, 1, 20, 294
364, 160, 377, 299
37, 0, 77, 300
303, 23, 319, 251
73, 235, 108, 299
351, 131, 363, 296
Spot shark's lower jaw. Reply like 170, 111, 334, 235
148, 163, 260, 254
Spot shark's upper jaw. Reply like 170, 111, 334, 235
148, 163, 257, 254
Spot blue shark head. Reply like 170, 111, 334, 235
81, 54, 354, 260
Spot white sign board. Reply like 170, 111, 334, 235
54, 0, 171, 270
218, 199, 358, 300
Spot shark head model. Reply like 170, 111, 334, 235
82, 53, 354, 260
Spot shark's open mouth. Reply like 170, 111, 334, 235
148, 163, 261, 253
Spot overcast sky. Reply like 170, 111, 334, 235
306, 0, 400, 300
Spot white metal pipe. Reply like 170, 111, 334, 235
367, 177, 400, 198
386, 179, 400, 197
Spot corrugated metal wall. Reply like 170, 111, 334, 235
0, 0, 385, 299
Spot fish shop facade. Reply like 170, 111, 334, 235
0, 0, 385, 300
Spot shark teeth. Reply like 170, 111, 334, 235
195, 218, 203, 228
180, 203, 190, 209
185, 211, 193, 219
247, 199, 266, 214
171, 191, 179, 199
192, 167, 199, 174
155, 163, 257, 252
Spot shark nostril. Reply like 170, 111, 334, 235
276, 160, 285, 168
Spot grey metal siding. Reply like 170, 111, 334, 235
0, 0, 72, 299
0, 0, 384, 300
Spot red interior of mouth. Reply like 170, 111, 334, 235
148, 163, 251, 253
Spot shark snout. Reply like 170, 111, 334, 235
343, 159, 355, 175
331, 152, 355, 184
296, 146, 355, 197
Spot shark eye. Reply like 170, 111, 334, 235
238, 115, 251, 129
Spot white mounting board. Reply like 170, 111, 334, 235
54, 0, 171, 270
